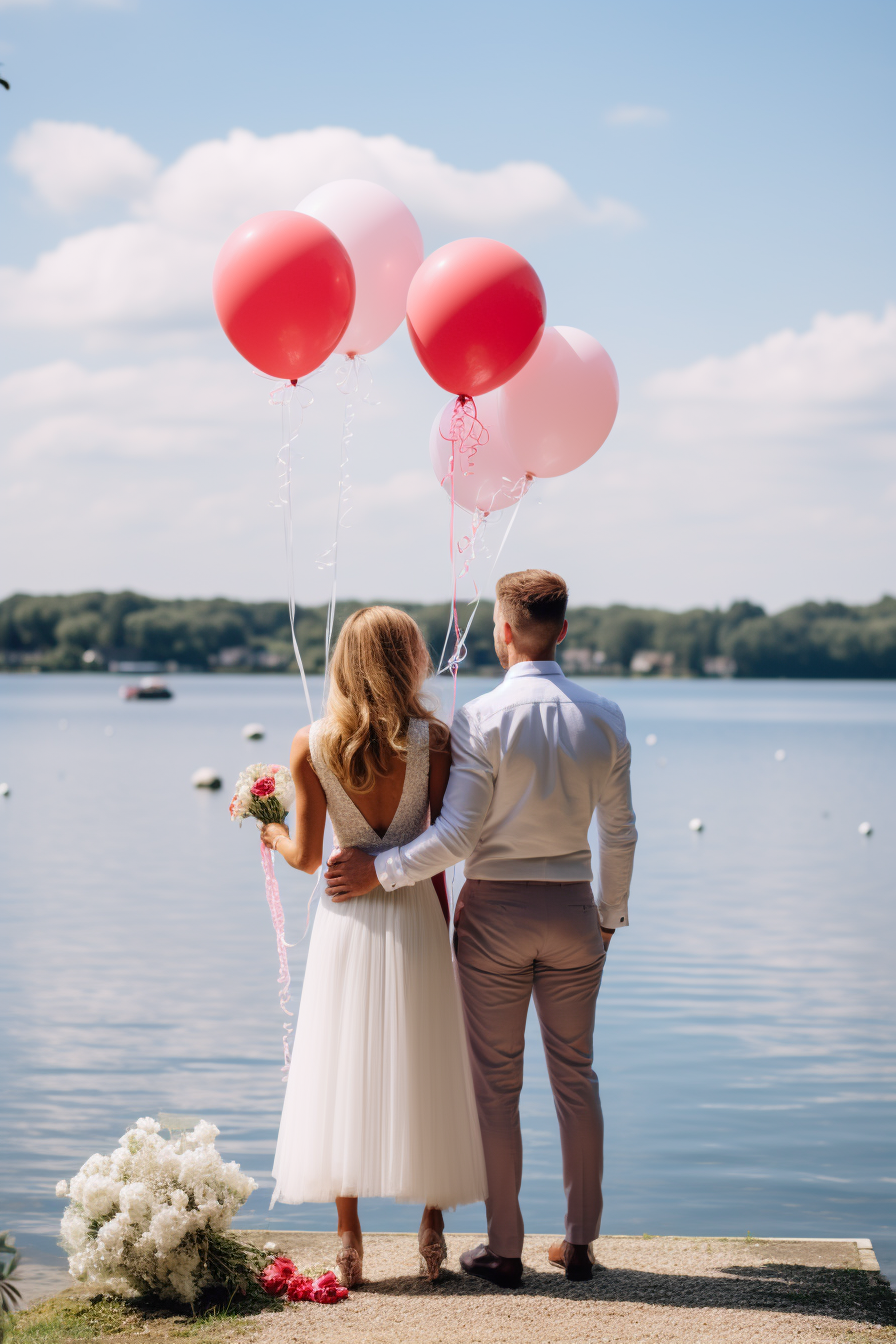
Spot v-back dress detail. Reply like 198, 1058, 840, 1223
271, 718, 487, 1210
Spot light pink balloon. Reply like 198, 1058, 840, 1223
497, 325, 619, 477
429, 391, 531, 514
296, 179, 423, 356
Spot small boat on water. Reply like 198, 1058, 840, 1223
119, 677, 174, 701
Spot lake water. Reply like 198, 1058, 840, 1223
1, 672, 895, 1292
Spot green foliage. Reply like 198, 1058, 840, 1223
0, 590, 894, 678
5, 1295, 135, 1344
1, 1233, 22, 1328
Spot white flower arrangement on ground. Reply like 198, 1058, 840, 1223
56, 1118, 259, 1304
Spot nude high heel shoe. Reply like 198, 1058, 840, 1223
336, 1233, 363, 1287
418, 1227, 448, 1282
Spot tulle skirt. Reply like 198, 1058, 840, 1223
271, 879, 487, 1209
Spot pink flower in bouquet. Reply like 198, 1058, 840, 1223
251, 776, 276, 798
311, 1270, 349, 1303
285, 1273, 314, 1302
258, 1256, 296, 1296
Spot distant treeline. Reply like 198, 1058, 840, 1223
1, 590, 895, 679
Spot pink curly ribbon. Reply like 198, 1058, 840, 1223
259, 839, 294, 1074
437, 396, 490, 715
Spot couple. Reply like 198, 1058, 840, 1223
261, 569, 637, 1289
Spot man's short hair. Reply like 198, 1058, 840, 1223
495, 569, 569, 636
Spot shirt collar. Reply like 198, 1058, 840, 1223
503, 660, 564, 681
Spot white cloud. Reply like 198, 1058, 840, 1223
605, 104, 669, 127
536, 306, 896, 608
646, 306, 896, 448
1, 123, 641, 335
0, 337, 458, 600
9, 121, 158, 211
2, 309, 893, 609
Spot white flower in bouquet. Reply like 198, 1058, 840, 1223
228, 763, 294, 827
57, 1117, 259, 1303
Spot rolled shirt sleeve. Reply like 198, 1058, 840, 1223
374, 708, 496, 891
595, 736, 638, 927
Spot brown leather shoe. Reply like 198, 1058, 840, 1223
459, 1243, 523, 1289
547, 1239, 596, 1281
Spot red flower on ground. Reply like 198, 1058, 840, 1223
311, 1270, 348, 1304
251, 776, 276, 798
258, 1256, 296, 1296
285, 1274, 314, 1302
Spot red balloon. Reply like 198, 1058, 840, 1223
213, 211, 355, 380
405, 238, 546, 396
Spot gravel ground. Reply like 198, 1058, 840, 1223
239, 1232, 896, 1344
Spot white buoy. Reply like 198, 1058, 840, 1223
858, 821, 873, 837
242, 723, 265, 741
689, 817, 703, 832
646, 734, 658, 747
191, 767, 222, 790
0, 783, 9, 797
774, 749, 786, 761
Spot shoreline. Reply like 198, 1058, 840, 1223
13, 1233, 894, 1344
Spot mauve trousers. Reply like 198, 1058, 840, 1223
454, 878, 606, 1259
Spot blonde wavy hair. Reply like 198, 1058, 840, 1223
316, 606, 448, 794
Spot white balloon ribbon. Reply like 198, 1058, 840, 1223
303, 356, 377, 936
270, 377, 315, 725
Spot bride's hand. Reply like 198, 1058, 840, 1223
260, 822, 289, 850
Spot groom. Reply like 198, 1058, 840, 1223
325, 569, 637, 1287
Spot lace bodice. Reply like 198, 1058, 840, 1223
308, 717, 431, 854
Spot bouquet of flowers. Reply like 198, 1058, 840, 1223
56, 1118, 259, 1304
228, 763, 294, 828
230, 764, 296, 1073
259, 1257, 348, 1304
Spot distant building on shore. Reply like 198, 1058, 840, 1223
630, 649, 675, 675
562, 648, 608, 673
703, 655, 738, 677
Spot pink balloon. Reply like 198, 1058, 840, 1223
429, 391, 531, 514
497, 326, 619, 477
297, 180, 423, 356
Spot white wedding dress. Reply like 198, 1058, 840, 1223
271, 717, 487, 1210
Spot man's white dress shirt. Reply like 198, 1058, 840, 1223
374, 661, 637, 927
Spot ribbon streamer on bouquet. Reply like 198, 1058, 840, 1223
259, 839, 294, 1074
270, 378, 315, 725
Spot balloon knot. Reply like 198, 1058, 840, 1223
290, 379, 297, 387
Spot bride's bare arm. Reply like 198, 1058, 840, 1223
260, 726, 327, 873
428, 727, 452, 822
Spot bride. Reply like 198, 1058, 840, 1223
260, 606, 487, 1285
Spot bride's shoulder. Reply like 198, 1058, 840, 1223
290, 722, 315, 764
416, 716, 450, 754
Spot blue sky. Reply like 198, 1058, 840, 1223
1, 0, 894, 609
